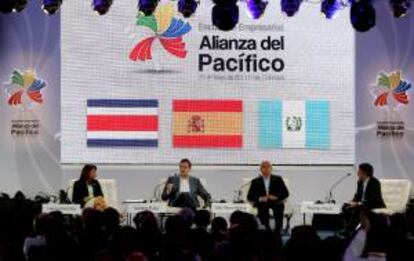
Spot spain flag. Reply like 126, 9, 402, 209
173, 100, 243, 148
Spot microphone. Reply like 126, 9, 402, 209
59, 189, 71, 204
234, 179, 253, 203
65, 184, 74, 203
325, 173, 352, 203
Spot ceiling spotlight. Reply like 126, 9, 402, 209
212, 0, 239, 31
0, 0, 27, 13
42, 0, 63, 15
138, 0, 159, 16
92, 0, 113, 15
178, 0, 198, 18
321, 0, 343, 19
351, 0, 376, 32
246, 0, 268, 19
390, 0, 411, 18
281, 0, 303, 17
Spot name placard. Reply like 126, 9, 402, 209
42, 204, 82, 215
300, 202, 341, 215
123, 202, 168, 214
211, 203, 253, 214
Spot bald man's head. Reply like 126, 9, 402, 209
260, 161, 272, 177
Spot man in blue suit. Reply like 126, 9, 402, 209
162, 159, 211, 209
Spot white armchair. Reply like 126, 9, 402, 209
240, 177, 293, 234
373, 179, 412, 215
68, 179, 119, 209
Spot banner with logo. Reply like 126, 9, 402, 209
61, 0, 355, 165
355, 2, 414, 179
0, 1, 61, 194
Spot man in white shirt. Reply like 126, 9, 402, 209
161, 159, 211, 209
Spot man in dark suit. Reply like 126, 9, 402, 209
343, 163, 385, 236
161, 159, 211, 210
247, 161, 289, 231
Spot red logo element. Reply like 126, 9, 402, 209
188, 115, 205, 133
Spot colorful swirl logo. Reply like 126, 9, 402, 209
129, 4, 192, 62
374, 71, 411, 108
4, 69, 46, 109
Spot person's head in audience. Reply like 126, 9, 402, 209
260, 161, 273, 177
14, 190, 26, 201
82, 207, 102, 230
211, 217, 228, 238
33, 213, 49, 236
194, 210, 211, 230
228, 211, 258, 243
114, 226, 138, 259
178, 208, 195, 229
285, 225, 322, 260
133, 210, 159, 235
179, 158, 192, 178
102, 207, 120, 231
357, 163, 374, 181
165, 215, 188, 236
80, 164, 98, 183
229, 210, 244, 227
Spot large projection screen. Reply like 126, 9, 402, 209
61, 0, 355, 165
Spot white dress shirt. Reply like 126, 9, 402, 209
262, 175, 270, 195
362, 177, 370, 202
179, 177, 190, 193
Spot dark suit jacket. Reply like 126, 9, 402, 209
161, 175, 211, 208
353, 176, 385, 209
247, 174, 289, 207
72, 179, 103, 207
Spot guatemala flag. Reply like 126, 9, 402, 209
259, 100, 330, 149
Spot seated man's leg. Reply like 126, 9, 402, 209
270, 203, 285, 233
257, 202, 271, 229
342, 204, 362, 236
173, 193, 196, 210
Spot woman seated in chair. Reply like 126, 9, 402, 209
72, 164, 104, 208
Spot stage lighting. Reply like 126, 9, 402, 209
92, 0, 113, 15
0, 0, 27, 13
390, 0, 411, 18
212, 0, 239, 31
321, 0, 342, 19
178, 0, 198, 18
281, 0, 302, 17
138, 0, 159, 16
42, 0, 63, 15
351, 0, 376, 32
246, 0, 268, 19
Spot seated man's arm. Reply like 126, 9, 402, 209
350, 182, 362, 205
161, 177, 174, 201
247, 180, 260, 205
276, 177, 289, 201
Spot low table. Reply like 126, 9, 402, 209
42, 203, 82, 215
211, 202, 255, 216
300, 201, 342, 225
122, 200, 181, 226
